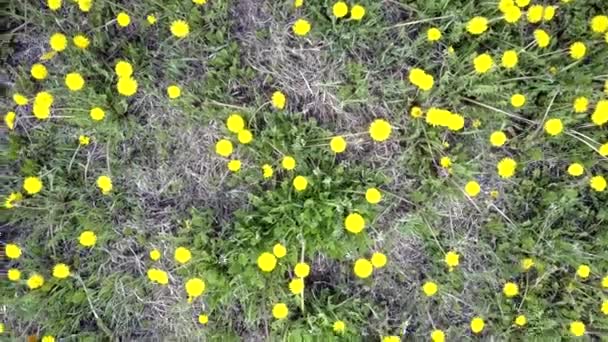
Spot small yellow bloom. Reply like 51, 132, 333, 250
464, 181, 480, 197
4, 111, 16, 130
79, 230, 97, 247
515, 0, 529, 7
544, 118, 563, 136
73, 35, 90, 49
430, 329, 445, 342
257, 252, 277, 272
147, 268, 169, 285
503, 282, 519, 297
27, 273, 45, 290
369, 119, 392, 142
333, 320, 346, 334
215, 139, 233, 157
167, 85, 181, 99
272, 243, 286, 258
567, 163, 584, 177
271, 91, 286, 109
262, 164, 273, 178
569, 321, 585, 337
490, 131, 507, 147
90, 107, 105, 121
470, 317, 485, 334
590, 176, 607, 191
237, 129, 253, 144
77, 0, 92, 12
115, 60, 133, 77
576, 264, 590, 279
573, 97, 588, 113
467, 16, 489, 35
601, 300, 608, 315
350, 5, 365, 20
272, 303, 289, 319
13, 93, 28, 106
174, 247, 192, 264
422, 281, 438, 296
49, 32, 67, 52
4, 192, 22, 209
117, 12, 131, 27
599, 143, 608, 157
47, 0, 62, 10
521, 258, 534, 271
503, 6, 522, 23
440, 156, 452, 168
330, 136, 347, 153
543, 6, 556, 21
515, 315, 527, 326
198, 314, 209, 324
282, 156, 296, 170
445, 251, 460, 267
288, 278, 304, 294
534, 29, 551, 48
150, 249, 161, 261
117, 76, 138, 96
171, 20, 190, 38
33, 104, 50, 120
497, 157, 517, 179
65, 72, 85, 91
293, 19, 311, 36
31, 63, 48, 80
23, 176, 43, 195
501, 50, 518, 69
410, 106, 423, 118
527, 5, 543, 23
294, 0, 303, 8
344, 213, 365, 233
8, 268, 21, 281
52, 263, 70, 279
569, 42, 586, 60
365, 188, 382, 204
226, 114, 245, 133
193, 0, 207, 4
408, 68, 434, 91
294, 262, 310, 278
591, 15, 608, 33
5, 244, 21, 259
474, 53, 493, 74
185, 277, 206, 298
79, 135, 90, 146
592, 100, 608, 126
96, 175, 113, 194
353, 258, 373, 278
147, 15, 157, 25
227, 160, 241, 172
427, 27, 442, 42
370, 252, 387, 268
293, 175, 308, 191
332, 2, 348, 18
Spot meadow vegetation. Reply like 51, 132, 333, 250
2, 0, 608, 340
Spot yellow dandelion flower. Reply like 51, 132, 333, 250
370, 252, 387, 268
410, 106, 423, 118
272, 243, 286, 258
52, 263, 70, 279
427, 27, 442, 42
344, 213, 365, 234
90, 107, 105, 121
31, 63, 48, 80
198, 314, 209, 324
527, 5, 543, 23
569, 42, 586, 60
185, 277, 206, 298
147, 15, 157, 25
430, 329, 445, 342
544, 118, 563, 136
257, 252, 277, 272
293, 175, 308, 191
464, 181, 480, 197
8, 268, 21, 281
573, 97, 588, 113
47, 0, 61, 10
440, 156, 452, 168
237, 129, 253, 144
534, 29, 551, 48
521, 258, 534, 271
333, 320, 346, 334
293, 19, 311, 36
503, 282, 519, 297
49, 33, 67, 52
73, 35, 90, 49
288, 278, 304, 294
215, 139, 233, 157
272, 303, 289, 319
96, 175, 113, 194
353, 258, 373, 278
262, 164, 273, 178
150, 249, 161, 261
497, 157, 517, 178
117, 12, 131, 27
79, 230, 97, 247
515, 315, 527, 326
590, 176, 607, 192
365, 188, 382, 204
174, 247, 192, 264
23, 176, 43, 195
65, 72, 85, 91
171, 20, 190, 38
445, 251, 460, 267
490, 131, 507, 147
271, 91, 286, 109
294, 262, 310, 278
227, 159, 241, 172
422, 281, 438, 296
467, 17, 489, 35
226, 114, 245, 133
77, 0, 92, 12
4, 111, 16, 130
78, 135, 90, 146
167, 85, 181, 99
567, 163, 584, 177
569, 321, 585, 337
332, 2, 348, 18
27, 273, 45, 290
501, 50, 518, 69
369, 119, 392, 142
330, 136, 347, 153
470, 317, 485, 334
5, 244, 21, 259
591, 15, 608, 33
473, 53, 493, 74
350, 5, 365, 20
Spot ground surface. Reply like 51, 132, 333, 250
2, 0, 608, 341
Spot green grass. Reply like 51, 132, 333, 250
2, 0, 608, 340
